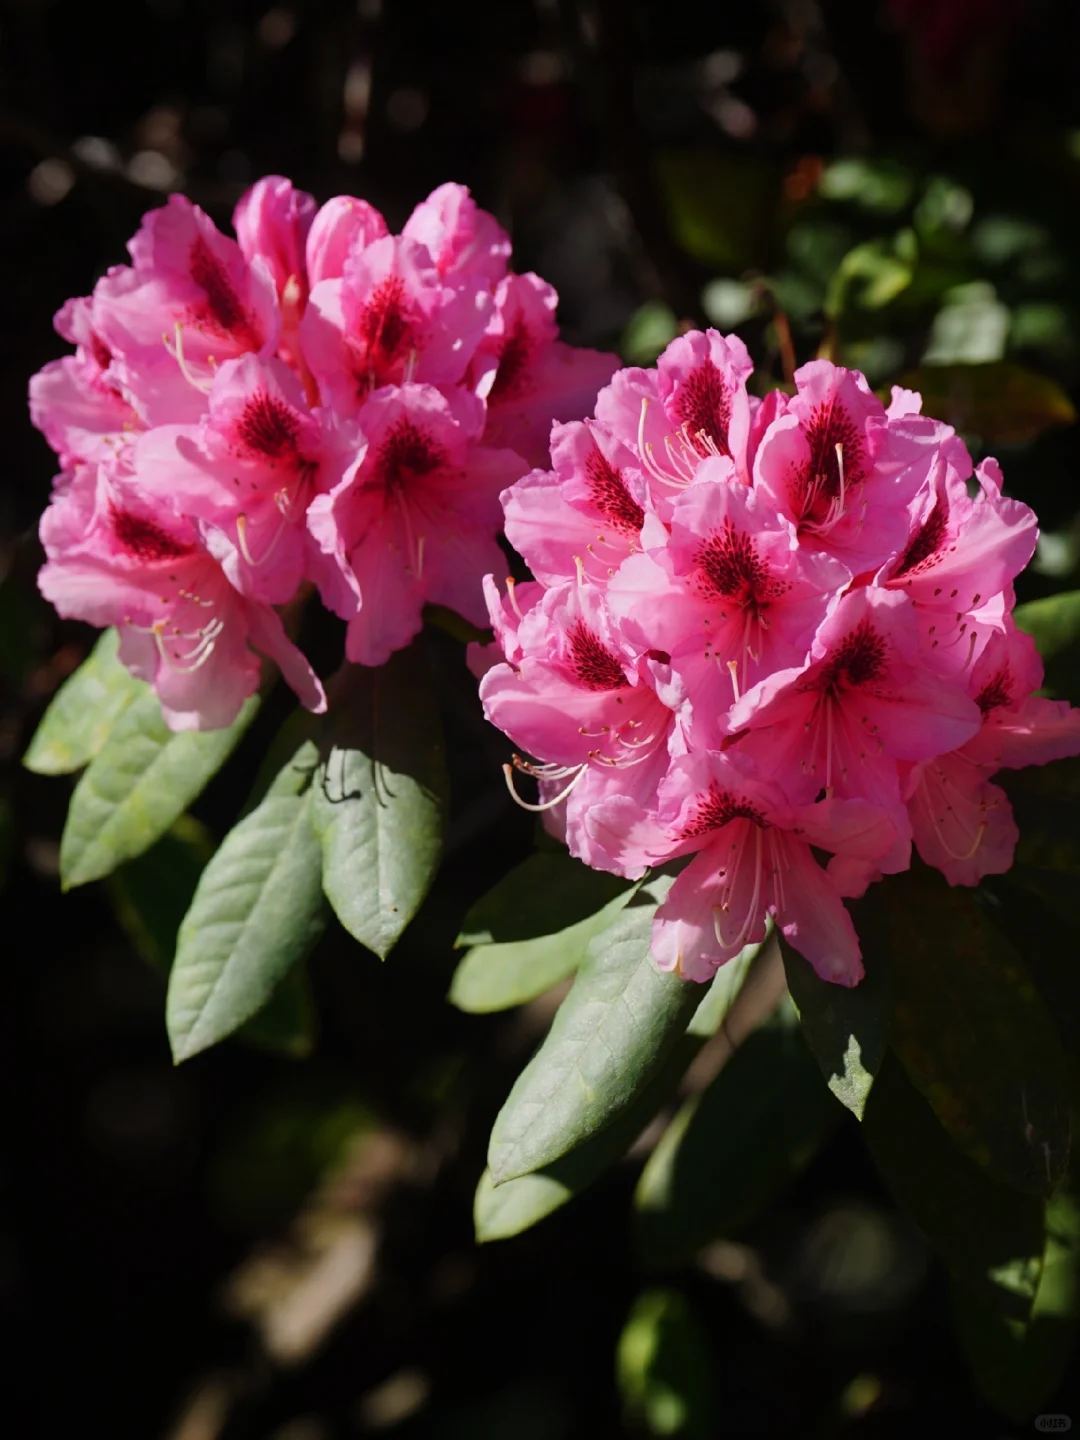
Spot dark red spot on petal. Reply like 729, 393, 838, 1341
353, 275, 419, 392
976, 667, 1013, 715
567, 621, 629, 691
693, 519, 790, 611
671, 361, 731, 458
489, 314, 536, 402
374, 419, 445, 488
895, 493, 950, 577
585, 446, 644, 535
680, 782, 766, 838
112, 506, 195, 563
89, 332, 112, 372
236, 390, 302, 461
189, 237, 262, 351
797, 401, 865, 527
817, 618, 888, 690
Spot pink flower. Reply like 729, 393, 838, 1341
479, 576, 677, 872
131, 354, 353, 604
906, 623, 1080, 884
500, 418, 648, 588
307, 383, 526, 666
607, 460, 851, 746
879, 454, 1037, 672
402, 182, 511, 285
37, 463, 324, 730
306, 196, 389, 286
233, 175, 317, 370
471, 273, 620, 468
729, 585, 982, 871
301, 235, 492, 412
752, 359, 949, 573
586, 751, 895, 984
593, 328, 754, 512
91, 195, 279, 421
29, 296, 140, 469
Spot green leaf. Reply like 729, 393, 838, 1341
486, 877, 702, 1185
864, 1051, 1045, 1319
621, 302, 679, 366
310, 645, 448, 959
107, 813, 216, 971
897, 362, 1076, 445
166, 742, 325, 1062
475, 947, 761, 1241
634, 1001, 838, 1268
1015, 590, 1080, 685
877, 867, 1071, 1196
780, 920, 892, 1119
952, 1183, 1080, 1423
616, 1289, 717, 1439
238, 962, 317, 1059
60, 691, 259, 889
422, 602, 492, 645
24, 629, 144, 775
450, 852, 635, 1013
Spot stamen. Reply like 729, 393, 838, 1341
162, 324, 214, 394
503, 761, 586, 812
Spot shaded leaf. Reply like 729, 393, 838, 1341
60, 691, 259, 889
1015, 590, 1080, 705
167, 743, 325, 1062
616, 1289, 717, 1439
311, 645, 448, 959
897, 362, 1076, 445
238, 962, 317, 1059
864, 1051, 1045, 1319
107, 814, 215, 971
634, 1001, 838, 1268
952, 1183, 1080, 1423
475, 947, 761, 1241
24, 628, 144, 775
780, 921, 892, 1119
876, 867, 1070, 1195
451, 853, 635, 1013
487, 877, 701, 1185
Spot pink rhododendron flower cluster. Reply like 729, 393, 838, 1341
30, 177, 617, 729
477, 332, 1080, 986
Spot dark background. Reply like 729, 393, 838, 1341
2, 1, 1080, 1435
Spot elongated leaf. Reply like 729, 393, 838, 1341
60, 691, 259, 889
878, 867, 1070, 1195
457, 850, 632, 948
310, 646, 448, 959
780, 924, 892, 1119
952, 1184, 1080, 1423
990, 869, 1080, 1077
475, 946, 762, 1241
864, 1051, 1045, 1318
451, 861, 637, 1013
107, 814, 216, 971
634, 1001, 838, 1268
167, 742, 325, 1062
487, 877, 703, 1185
24, 629, 144, 775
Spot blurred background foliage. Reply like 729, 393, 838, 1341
4, 0, 1080, 1435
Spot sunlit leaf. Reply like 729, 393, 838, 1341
311, 644, 448, 959
60, 690, 259, 889
616, 1289, 717, 1438
24, 628, 144, 775
167, 743, 325, 1062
